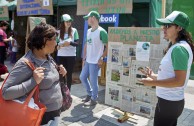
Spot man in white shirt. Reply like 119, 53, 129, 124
80, 11, 108, 106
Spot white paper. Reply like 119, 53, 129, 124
105, 32, 168, 118
58, 38, 72, 45
121, 86, 135, 112
13, 98, 39, 109
133, 101, 153, 117
106, 63, 123, 84
122, 44, 136, 57
43, 0, 49, 6
105, 83, 122, 108
130, 60, 149, 87
107, 42, 123, 65
136, 42, 150, 61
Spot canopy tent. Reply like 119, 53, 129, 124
0, 0, 16, 10
0, 0, 9, 6
52, 0, 76, 6
0, 0, 162, 27
7, 0, 16, 11
0, 0, 77, 9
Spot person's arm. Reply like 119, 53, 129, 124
70, 39, 79, 47
100, 29, 108, 58
0, 35, 3, 42
82, 43, 87, 67
70, 28, 79, 47
0, 30, 10, 42
140, 70, 187, 87
98, 29, 108, 67
2, 60, 37, 100
139, 67, 158, 80
3, 38, 11, 43
3, 34, 11, 43
140, 46, 189, 88
83, 43, 87, 61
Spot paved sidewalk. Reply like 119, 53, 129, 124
57, 81, 194, 126
1, 60, 194, 126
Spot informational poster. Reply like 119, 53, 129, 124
17, 0, 53, 16
77, 0, 133, 15
0, 6, 9, 21
105, 83, 122, 108
105, 27, 168, 118
43, 0, 50, 6
136, 42, 150, 61
108, 27, 161, 45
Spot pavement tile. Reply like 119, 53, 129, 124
67, 123, 82, 126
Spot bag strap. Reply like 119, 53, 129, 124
0, 58, 35, 90
0, 58, 39, 105
22, 58, 40, 105
50, 57, 68, 85
23, 58, 35, 71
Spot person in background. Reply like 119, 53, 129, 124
80, 11, 108, 106
0, 21, 12, 65
10, 31, 19, 64
57, 14, 79, 91
140, 11, 194, 126
2, 22, 67, 126
7, 31, 13, 63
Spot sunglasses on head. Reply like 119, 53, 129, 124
163, 24, 177, 29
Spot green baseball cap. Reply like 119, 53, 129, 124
156, 11, 190, 29
83, 11, 100, 20
61, 14, 73, 22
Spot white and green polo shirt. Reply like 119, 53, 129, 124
86, 26, 108, 64
57, 27, 79, 56
157, 41, 193, 101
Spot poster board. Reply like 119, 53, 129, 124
25, 17, 46, 52
0, 6, 9, 21
105, 27, 168, 118
17, 0, 53, 16
77, 0, 133, 15
108, 27, 161, 45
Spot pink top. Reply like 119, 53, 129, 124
0, 28, 7, 46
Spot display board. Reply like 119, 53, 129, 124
0, 6, 9, 21
77, 0, 133, 15
105, 27, 168, 118
17, 0, 53, 16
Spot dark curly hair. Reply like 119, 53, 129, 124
0, 21, 9, 27
27, 22, 56, 51
164, 28, 194, 62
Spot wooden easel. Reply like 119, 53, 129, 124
113, 109, 134, 123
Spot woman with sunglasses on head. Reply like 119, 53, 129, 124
140, 11, 194, 126
57, 14, 79, 91
2, 22, 67, 126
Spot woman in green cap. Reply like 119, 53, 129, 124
57, 14, 79, 91
140, 11, 194, 126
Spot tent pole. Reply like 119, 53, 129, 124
162, 0, 166, 18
